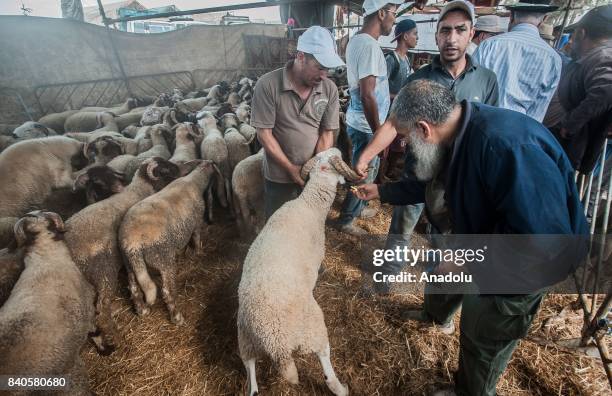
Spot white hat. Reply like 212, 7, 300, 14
297, 26, 345, 68
474, 15, 505, 33
362, 0, 405, 17
438, 0, 476, 25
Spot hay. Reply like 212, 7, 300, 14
82, 189, 609, 395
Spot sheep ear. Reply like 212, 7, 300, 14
178, 160, 202, 176
73, 172, 90, 192
43, 211, 65, 233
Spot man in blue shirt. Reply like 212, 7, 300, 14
473, 0, 561, 122
354, 80, 588, 395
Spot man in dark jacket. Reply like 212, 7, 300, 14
555, 4, 612, 173
354, 80, 588, 395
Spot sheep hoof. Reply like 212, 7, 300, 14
171, 312, 185, 326
330, 383, 349, 396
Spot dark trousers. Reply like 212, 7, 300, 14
423, 292, 543, 396
264, 178, 302, 220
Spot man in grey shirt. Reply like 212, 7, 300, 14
386, 18, 418, 99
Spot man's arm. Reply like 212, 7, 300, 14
360, 75, 381, 132
561, 58, 612, 138
354, 178, 426, 206
485, 73, 500, 107
257, 128, 305, 187
316, 85, 340, 154
315, 130, 334, 153
354, 120, 398, 176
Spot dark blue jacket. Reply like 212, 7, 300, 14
379, 102, 588, 236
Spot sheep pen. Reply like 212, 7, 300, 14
80, 191, 610, 396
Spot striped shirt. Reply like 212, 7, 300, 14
473, 23, 562, 122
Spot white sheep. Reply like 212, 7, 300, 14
0, 211, 95, 395
237, 147, 358, 396
169, 122, 202, 164
120, 160, 218, 324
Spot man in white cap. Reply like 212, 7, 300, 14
334, 0, 404, 236
251, 26, 345, 219
467, 15, 505, 55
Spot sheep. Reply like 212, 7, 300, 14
80, 97, 137, 115
0, 135, 16, 153
200, 126, 232, 221
235, 102, 251, 124
73, 165, 127, 204
238, 123, 256, 142
0, 218, 19, 253
0, 136, 86, 220
64, 157, 181, 354
178, 97, 209, 112
141, 106, 170, 126
220, 113, 240, 131
0, 211, 95, 395
110, 125, 172, 182
224, 127, 252, 172
196, 110, 218, 133
37, 109, 79, 134
169, 122, 202, 164
116, 109, 146, 131
0, 247, 24, 307
237, 148, 359, 396
12, 121, 57, 139
227, 92, 241, 106
232, 150, 264, 238
64, 111, 105, 132
119, 160, 218, 324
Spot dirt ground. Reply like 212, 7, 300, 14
82, 189, 611, 396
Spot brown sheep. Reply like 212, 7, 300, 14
64, 158, 181, 355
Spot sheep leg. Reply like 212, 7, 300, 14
206, 188, 214, 223
242, 357, 259, 396
190, 222, 203, 255
159, 266, 183, 325
127, 269, 149, 316
317, 344, 348, 396
92, 287, 117, 355
225, 178, 235, 217
278, 357, 299, 385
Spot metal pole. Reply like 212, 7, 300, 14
556, 0, 574, 48
97, 0, 133, 97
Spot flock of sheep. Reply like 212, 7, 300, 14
0, 75, 357, 395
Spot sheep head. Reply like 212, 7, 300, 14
85, 136, 124, 164
300, 148, 361, 183
73, 165, 127, 204
14, 210, 65, 247
140, 157, 181, 191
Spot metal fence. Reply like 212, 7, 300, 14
575, 139, 612, 388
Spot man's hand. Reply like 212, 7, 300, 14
288, 164, 305, 187
355, 157, 371, 179
352, 183, 379, 201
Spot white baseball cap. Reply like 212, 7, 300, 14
362, 0, 405, 17
438, 0, 476, 25
297, 26, 345, 68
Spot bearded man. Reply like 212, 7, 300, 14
353, 80, 587, 395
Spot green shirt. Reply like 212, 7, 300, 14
407, 54, 499, 106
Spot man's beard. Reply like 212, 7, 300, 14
407, 130, 449, 181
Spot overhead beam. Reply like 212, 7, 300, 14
105, 0, 331, 24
